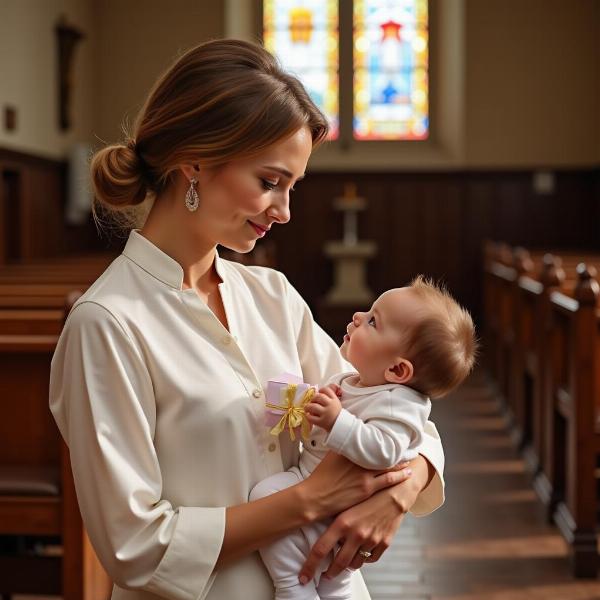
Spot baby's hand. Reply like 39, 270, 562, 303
305, 385, 343, 432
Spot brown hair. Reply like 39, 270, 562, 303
90, 38, 329, 227
403, 276, 477, 399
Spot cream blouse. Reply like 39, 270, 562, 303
49, 230, 445, 600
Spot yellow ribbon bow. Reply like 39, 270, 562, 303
266, 383, 315, 441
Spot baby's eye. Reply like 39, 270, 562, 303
368, 315, 376, 327
261, 179, 277, 191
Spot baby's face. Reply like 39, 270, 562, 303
340, 288, 423, 386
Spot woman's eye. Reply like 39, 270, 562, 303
261, 179, 277, 191
368, 316, 376, 327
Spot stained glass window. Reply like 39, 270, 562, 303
263, 0, 340, 139
353, 0, 429, 140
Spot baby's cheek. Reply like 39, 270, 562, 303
351, 336, 370, 363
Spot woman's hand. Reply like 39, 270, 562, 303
299, 454, 433, 583
300, 451, 413, 523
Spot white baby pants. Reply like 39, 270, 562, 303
250, 467, 353, 600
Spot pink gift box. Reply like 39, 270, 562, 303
265, 373, 317, 440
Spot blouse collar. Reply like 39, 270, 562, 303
122, 229, 226, 290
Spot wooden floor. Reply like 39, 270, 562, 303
14, 370, 600, 600
362, 369, 600, 599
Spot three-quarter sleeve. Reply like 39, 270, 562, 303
49, 301, 225, 600
283, 277, 445, 515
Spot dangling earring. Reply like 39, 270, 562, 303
185, 177, 199, 212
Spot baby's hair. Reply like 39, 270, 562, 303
404, 275, 477, 399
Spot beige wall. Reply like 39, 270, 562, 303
0, 0, 224, 159
95, 0, 224, 146
1, 0, 599, 167
465, 0, 599, 167
0, 0, 97, 159
225, 0, 600, 170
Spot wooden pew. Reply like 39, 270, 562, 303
545, 264, 600, 577
0, 290, 111, 598
482, 241, 515, 394
483, 242, 600, 429
484, 245, 596, 521
0, 309, 65, 335
0, 283, 91, 309
514, 255, 568, 481
483, 243, 549, 437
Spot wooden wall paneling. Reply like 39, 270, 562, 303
2, 146, 599, 336
495, 175, 526, 245
359, 175, 388, 300
1, 169, 21, 264
427, 176, 463, 292
559, 171, 600, 249
442, 178, 466, 301
21, 164, 66, 259
18, 165, 34, 260
388, 179, 419, 290
0, 169, 4, 265
464, 178, 494, 324
0, 147, 100, 262
0, 170, 5, 265
264, 169, 600, 340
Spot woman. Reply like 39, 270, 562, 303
49, 39, 445, 600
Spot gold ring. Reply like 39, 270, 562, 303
358, 550, 372, 559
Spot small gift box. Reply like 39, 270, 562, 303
265, 373, 317, 441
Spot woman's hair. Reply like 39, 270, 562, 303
90, 38, 329, 229
403, 276, 478, 399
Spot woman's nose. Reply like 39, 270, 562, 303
267, 193, 291, 224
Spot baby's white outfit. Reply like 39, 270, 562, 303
249, 371, 431, 600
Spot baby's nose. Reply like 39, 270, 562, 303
353, 312, 362, 325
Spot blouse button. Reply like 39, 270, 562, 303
252, 389, 262, 398
268, 442, 277, 452
222, 335, 232, 345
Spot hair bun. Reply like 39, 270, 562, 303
90, 143, 148, 209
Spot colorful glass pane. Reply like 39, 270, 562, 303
263, 0, 339, 139
354, 0, 429, 140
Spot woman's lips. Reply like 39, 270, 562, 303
343, 334, 350, 342
248, 221, 268, 237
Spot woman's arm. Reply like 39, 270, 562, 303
298, 453, 434, 583
216, 451, 413, 568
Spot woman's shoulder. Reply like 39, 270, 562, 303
65, 255, 142, 329
219, 258, 290, 295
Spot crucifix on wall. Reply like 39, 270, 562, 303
55, 15, 84, 131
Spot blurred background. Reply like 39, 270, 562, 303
1, 1, 600, 599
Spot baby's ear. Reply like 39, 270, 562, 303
384, 358, 414, 385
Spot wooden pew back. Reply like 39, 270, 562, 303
544, 265, 600, 577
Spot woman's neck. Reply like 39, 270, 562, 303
140, 193, 220, 293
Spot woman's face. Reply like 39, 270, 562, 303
193, 126, 313, 253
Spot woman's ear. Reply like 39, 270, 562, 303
179, 164, 200, 181
384, 358, 414, 385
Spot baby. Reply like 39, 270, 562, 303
250, 276, 477, 600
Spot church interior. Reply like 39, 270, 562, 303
1, 0, 600, 598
